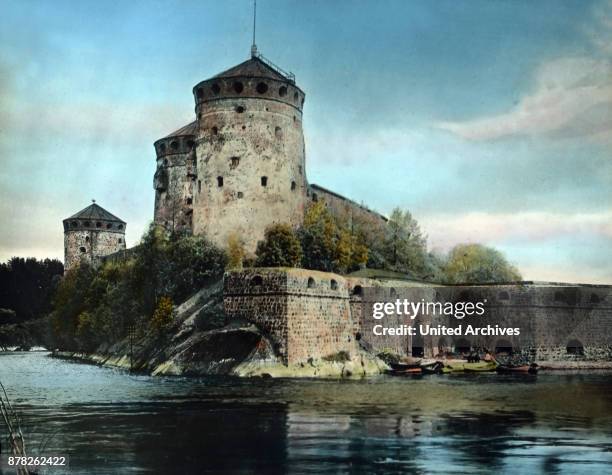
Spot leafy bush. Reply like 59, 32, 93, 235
151, 296, 174, 334
255, 224, 302, 267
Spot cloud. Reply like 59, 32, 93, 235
420, 210, 612, 252
436, 57, 612, 142
436, 2, 612, 143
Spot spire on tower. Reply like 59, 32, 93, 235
251, 0, 258, 58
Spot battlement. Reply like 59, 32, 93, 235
154, 122, 197, 159
193, 57, 305, 113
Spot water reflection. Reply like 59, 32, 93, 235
1, 353, 612, 474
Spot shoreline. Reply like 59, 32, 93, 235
45, 350, 612, 376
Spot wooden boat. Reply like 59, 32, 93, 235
386, 364, 423, 376
389, 362, 421, 371
496, 363, 538, 374
445, 361, 498, 373
420, 361, 445, 374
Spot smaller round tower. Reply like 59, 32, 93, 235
153, 122, 197, 233
63, 202, 126, 272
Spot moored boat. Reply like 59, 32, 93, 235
496, 363, 538, 374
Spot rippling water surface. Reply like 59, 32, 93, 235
1, 352, 612, 474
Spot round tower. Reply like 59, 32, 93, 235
63, 202, 126, 272
153, 122, 197, 233
191, 56, 307, 253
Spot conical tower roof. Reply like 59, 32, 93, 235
64, 203, 125, 224
213, 56, 289, 81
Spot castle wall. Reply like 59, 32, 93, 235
64, 228, 126, 271
309, 184, 387, 229
224, 268, 612, 365
192, 76, 307, 253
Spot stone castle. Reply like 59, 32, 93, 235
62, 50, 612, 367
151, 51, 385, 252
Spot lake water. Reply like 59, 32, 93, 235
1, 352, 612, 474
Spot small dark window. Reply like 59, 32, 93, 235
298, 165, 302, 175
498, 291, 510, 301
275, 126, 282, 139
106, 223, 112, 229
301, 97, 305, 107
256, 82, 268, 94
293, 91, 298, 101
237, 191, 243, 199
233, 81, 244, 93
567, 339, 584, 355
291, 181, 296, 191
160, 143, 166, 153
198, 180, 202, 193
187, 140, 194, 149
196, 88, 203, 98
118, 238, 123, 244
211, 83, 221, 95
163, 159, 169, 166
307, 277, 315, 289
217, 176, 224, 187
554, 291, 565, 303
251, 275, 263, 286
590, 293, 601, 304
390, 288, 397, 297
279, 86, 287, 97
117, 224, 123, 230
261, 176, 268, 187
230, 156, 240, 169
235, 105, 245, 113
312, 193, 318, 202
79, 246, 86, 253
170, 141, 178, 150
212, 126, 218, 135
355, 332, 362, 341
71, 221, 78, 227
330, 279, 338, 290
352, 285, 363, 296
83, 221, 90, 227
186, 197, 192, 205
85, 236, 90, 243
96, 222, 102, 228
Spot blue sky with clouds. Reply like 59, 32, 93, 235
1, 0, 611, 283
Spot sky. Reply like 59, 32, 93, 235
0, 0, 610, 283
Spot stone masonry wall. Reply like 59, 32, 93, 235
64, 228, 126, 271
224, 268, 358, 364
225, 268, 612, 365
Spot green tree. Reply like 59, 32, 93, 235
444, 243, 522, 284
382, 208, 428, 275
255, 224, 303, 267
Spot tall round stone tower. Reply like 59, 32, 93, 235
153, 122, 197, 233
63, 202, 126, 272
191, 55, 307, 253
